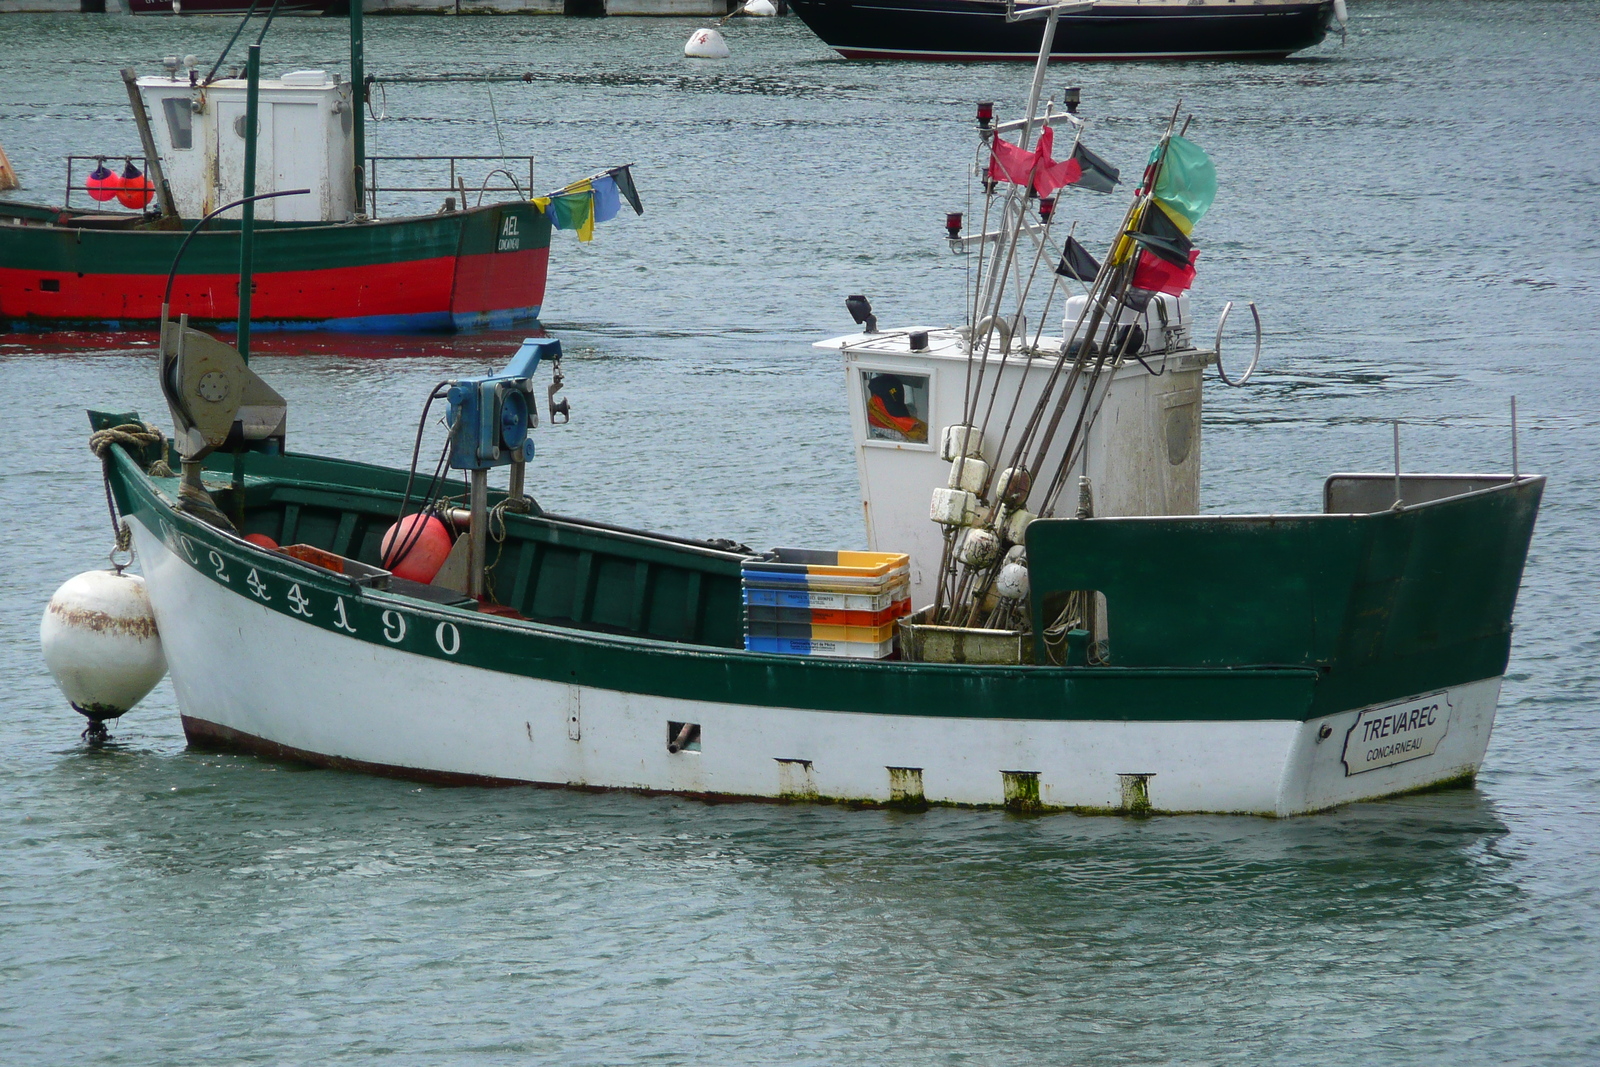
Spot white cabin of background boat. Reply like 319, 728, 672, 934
135, 68, 356, 222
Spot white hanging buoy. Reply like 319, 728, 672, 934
958, 528, 1003, 570
994, 560, 1031, 601
743, 0, 778, 15
40, 568, 166, 740
1332, 0, 1349, 23
685, 28, 731, 59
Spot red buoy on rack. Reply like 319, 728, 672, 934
380, 514, 453, 584
85, 159, 118, 202
116, 160, 153, 210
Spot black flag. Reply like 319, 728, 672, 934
1070, 143, 1121, 194
1119, 287, 1156, 313
1055, 235, 1101, 282
610, 165, 644, 216
1126, 202, 1194, 267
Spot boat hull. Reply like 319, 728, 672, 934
0, 201, 549, 333
126, 0, 342, 14
787, 0, 1336, 61
115, 466, 1511, 817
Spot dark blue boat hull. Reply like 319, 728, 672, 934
788, 0, 1336, 61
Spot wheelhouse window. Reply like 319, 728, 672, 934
861, 370, 929, 445
161, 96, 192, 150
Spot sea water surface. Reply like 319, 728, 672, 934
2, 3, 1598, 1062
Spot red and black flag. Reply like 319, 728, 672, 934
988, 126, 1083, 197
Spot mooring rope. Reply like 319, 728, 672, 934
89, 422, 175, 478
89, 422, 176, 544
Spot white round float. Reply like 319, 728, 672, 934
40, 567, 166, 741
743, 0, 778, 15
685, 28, 731, 59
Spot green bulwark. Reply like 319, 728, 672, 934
1026, 475, 1544, 716
90, 411, 1542, 726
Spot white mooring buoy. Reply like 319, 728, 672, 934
685, 28, 731, 59
743, 0, 778, 15
40, 568, 166, 741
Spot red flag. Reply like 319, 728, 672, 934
1129, 248, 1199, 295
1031, 127, 1082, 197
988, 136, 1036, 186
987, 126, 1082, 196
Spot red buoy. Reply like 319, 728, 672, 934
380, 514, 453, 584
243, 533, 279, 551
117, 160, 153, 210
85, 159, 118, 203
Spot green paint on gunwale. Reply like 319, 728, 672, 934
93, 424, 1533, 727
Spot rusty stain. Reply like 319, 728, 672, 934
47, 602, 159, 640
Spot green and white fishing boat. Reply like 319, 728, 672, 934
55, 17, 1541, 816
84, 408, 1542, 815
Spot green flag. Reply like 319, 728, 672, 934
1147, 135, 1216, 235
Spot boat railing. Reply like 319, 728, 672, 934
61, 155, 152, 213
365, 155, 536, 218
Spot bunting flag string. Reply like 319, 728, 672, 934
532, 164, 643, 242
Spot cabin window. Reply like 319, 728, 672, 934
161, 97, 193, 150
861, 370, 930, 445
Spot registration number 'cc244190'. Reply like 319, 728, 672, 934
1341, 692, 1452, 776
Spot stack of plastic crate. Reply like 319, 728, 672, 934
742, 549, 912, 659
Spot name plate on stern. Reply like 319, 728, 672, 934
1341, 693, 1452, 776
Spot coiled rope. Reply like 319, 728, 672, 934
89, 422, 175, 478
88, 421, 175, 553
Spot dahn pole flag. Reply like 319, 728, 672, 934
1069, 143, 1120, 194
1055, 235, 1101, 282
1148, 134, 1216, 235
1127, 201, 1194, 267
988, 126, 1082, 198
1130, 248, 1199, 296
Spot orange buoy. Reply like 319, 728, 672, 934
243, 533, 279, 550
117, 160, 153, 210
380, 514, 453, 584
85, 159, 118, 202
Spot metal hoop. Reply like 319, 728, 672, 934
109, 518, 134, 574
975, 314, 1014, 354
1214, 300, 1262, 387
